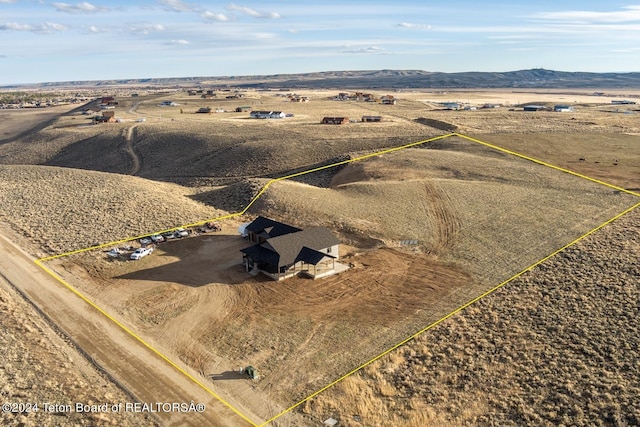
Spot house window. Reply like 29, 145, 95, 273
327, 246, 332, 253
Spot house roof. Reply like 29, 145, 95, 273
297, 246, 336, 265
241, 223, 339, 269
245, 216, 301, 239
262, 227, 339, 267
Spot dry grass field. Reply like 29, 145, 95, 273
0, 165, 225, 254
305, 206, 639, 427
0, 88, 639, 426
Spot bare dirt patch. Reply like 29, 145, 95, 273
61, 234, 471, 422
0, 104, 79, 142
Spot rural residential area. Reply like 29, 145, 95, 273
1, 1, 640, 427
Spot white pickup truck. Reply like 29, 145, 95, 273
130, 246, 154, 260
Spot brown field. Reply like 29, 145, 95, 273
0, 88, 639, 426
0, 103, 80, 142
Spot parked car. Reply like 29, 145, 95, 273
150, 234, 165, 243
130, 246, 154, 260
106, 248, 122, 258
139, 237, 152, 246
174, 228, 189, 238
162, 231, 176, 240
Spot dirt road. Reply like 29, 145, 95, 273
0, 232, 252, 427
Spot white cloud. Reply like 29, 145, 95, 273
202, 11, 229, 22
126, 23, 165, 35
341, 45, 386, 54
52, 2, 108, 14
87, 25, 108, 33
397, 22, 431, 30
158, 0, 198, 13
0, 21, 67, 33
166, 39, 190, 45
0, 0, 17, 3
226, 3, 280, 19
533, 5, 640, 24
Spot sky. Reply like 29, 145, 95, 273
1, 0, 639, 84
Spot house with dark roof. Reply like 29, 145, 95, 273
321, 117, 349, 125
241, 216, 342, 280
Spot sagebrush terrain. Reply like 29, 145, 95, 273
0, 87, 638, 427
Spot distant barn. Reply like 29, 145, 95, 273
362, 115, 382, 122
554, 105, 575, 112
321, 117, 349, 125
523, 105, 546, 112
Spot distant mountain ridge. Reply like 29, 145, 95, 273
6, 68, 640, 89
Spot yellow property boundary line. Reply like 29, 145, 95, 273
33, 132, 640, 426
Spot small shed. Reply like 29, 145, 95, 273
362, 115, 382, 122
244, 366, 258, 380
321, 117, 349, 125
196, 107, 211, 113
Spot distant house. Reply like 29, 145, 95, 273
523, 105, 546, 112
235, 106, 251, 112
160, 100, 179, 106
321, 117, 349, 125
441, 102, 460, 110
196, 107, 212, 113
240, 216, 343, 281
381, 95, 397, 105
362, 115, 382, 122
554, 105, 575, 112
100, 96, 117, 106
250, 110, 286, 119
611, 100, 637, 105
95, 110, 116, 123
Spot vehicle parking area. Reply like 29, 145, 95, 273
113, 231, 253, 286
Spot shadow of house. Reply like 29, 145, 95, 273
115, 234, 269, 287
241, 216, 343, 281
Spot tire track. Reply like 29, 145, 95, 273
420, 180, 461, 255
123, 124, 141, 175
